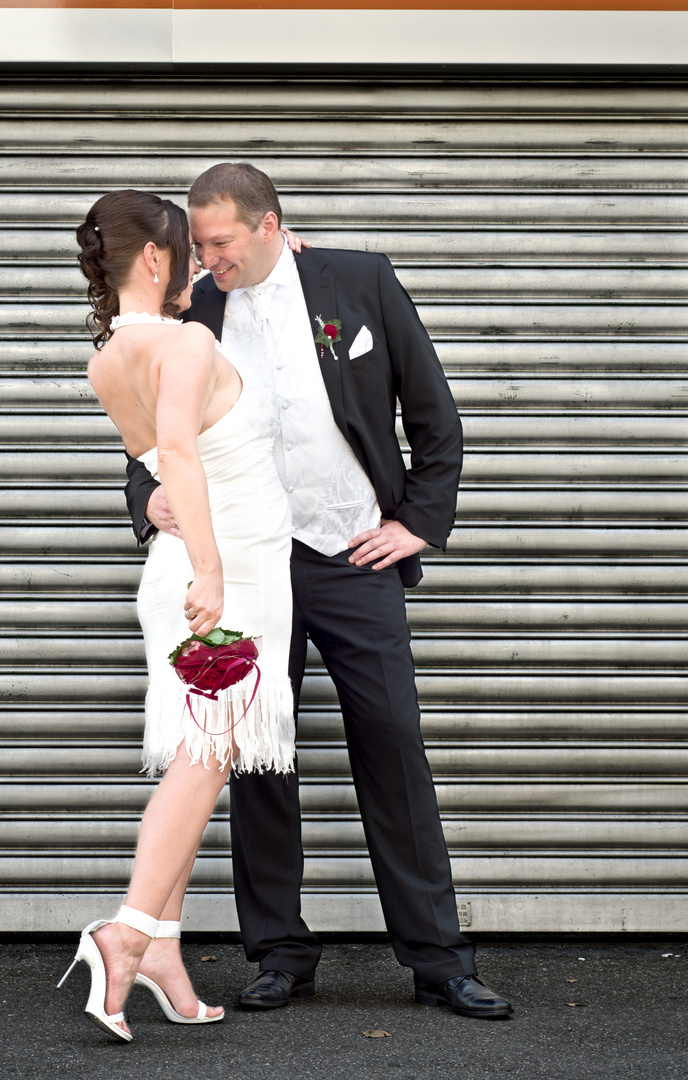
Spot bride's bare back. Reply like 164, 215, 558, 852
88, 320, 242, 460
89, 317, 244, 638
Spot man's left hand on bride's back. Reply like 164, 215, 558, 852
146, 486, 182, 539
348, 519, 427, 570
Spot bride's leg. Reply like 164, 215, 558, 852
159, 849, 197, 922
127, 746, 228, 912
138, 849, 225, 1018
94, 744, 228, 1025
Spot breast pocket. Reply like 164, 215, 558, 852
348, 340, 380, 369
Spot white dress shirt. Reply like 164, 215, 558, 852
220, 239, 381, 557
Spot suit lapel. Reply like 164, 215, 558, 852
294, 250, 348, 439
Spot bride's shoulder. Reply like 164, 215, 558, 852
177, 319, 213, 334
157, 322, 217, 379
170, 320, 215, 345
159, 320, 215, 353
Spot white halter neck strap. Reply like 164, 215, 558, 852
110, 311, 182, 331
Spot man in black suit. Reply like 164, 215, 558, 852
126, 162, 511, 1019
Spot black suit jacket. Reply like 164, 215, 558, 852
125, 247, 462, 588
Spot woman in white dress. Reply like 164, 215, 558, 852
59, 189, 296, 1040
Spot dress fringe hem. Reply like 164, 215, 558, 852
141, 675, 295, 778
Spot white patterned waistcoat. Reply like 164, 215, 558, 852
221, 243, 381, 557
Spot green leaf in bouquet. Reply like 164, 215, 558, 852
168, 626, 249, 667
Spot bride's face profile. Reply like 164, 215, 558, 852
171, 241, 201, 312
144, 233, 199, 313
174, 263, 197, 312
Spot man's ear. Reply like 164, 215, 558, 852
261, 211, 280, 243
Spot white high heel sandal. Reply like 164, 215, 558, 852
57, 905, 160, 1042
134, 920, 225, 1024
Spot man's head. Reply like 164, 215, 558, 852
188, 162, 284, 291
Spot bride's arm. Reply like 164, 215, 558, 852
154, 323, 223, 637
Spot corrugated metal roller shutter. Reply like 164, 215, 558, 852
0, 75, 686, 933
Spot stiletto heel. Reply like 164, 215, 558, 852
57, 907, 160, 1043
57, 956, 78, 989
134, 919, 224, 1024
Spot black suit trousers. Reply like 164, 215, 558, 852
228, 539, 476, 983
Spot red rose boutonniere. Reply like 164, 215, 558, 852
314, 314, 341, 360
169, 627, 261, 733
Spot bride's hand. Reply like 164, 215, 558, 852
184, 571, 224, 637
282, 228, 311, 253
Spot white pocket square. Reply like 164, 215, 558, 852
349, 325, 373, 360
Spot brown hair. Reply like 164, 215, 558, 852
188, 162, 282, 230
76, 190, 189, 349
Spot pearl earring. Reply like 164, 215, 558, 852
153, 271, 159, 284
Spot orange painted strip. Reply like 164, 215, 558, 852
0, 0, 684, 10
0, 0, 171, 7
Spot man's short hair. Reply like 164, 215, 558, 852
188, 162, 282, 231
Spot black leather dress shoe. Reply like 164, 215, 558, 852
415, 975, 512, 1019
238, 969, 316, 1010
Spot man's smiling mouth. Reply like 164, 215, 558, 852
212, 266, 234, 276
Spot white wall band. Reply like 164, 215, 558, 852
0, 9, 687, 66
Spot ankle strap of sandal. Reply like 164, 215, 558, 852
114, 905, 160, 939
155, 920, 182, 939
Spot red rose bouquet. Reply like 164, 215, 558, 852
169, 627, 261, 733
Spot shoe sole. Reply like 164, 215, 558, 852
86, 1010, 133, 1041
238, 981, 316, 1010
415, 990, 512, 1019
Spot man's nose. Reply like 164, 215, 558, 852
203, 248, 222, 270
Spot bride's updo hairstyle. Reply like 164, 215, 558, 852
76, 189, 189, 348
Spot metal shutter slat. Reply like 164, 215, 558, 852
1, 73, 686, 933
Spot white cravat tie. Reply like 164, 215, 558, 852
246, 283, 277, 328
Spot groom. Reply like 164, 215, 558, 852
125, 162, 511, 1019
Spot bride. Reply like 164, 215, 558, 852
59, 189, 297, 1040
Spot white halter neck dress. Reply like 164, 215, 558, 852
123, 314, 295, 776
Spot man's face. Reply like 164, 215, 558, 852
190, 199, 278, 292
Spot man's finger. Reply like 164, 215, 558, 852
156, 514, 182, 537
371, 554, 398, 570
351, 544, 394, 566
348, 529, 382, 548
349, 542, 381, 564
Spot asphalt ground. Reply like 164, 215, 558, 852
1, 936, 687, 1079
